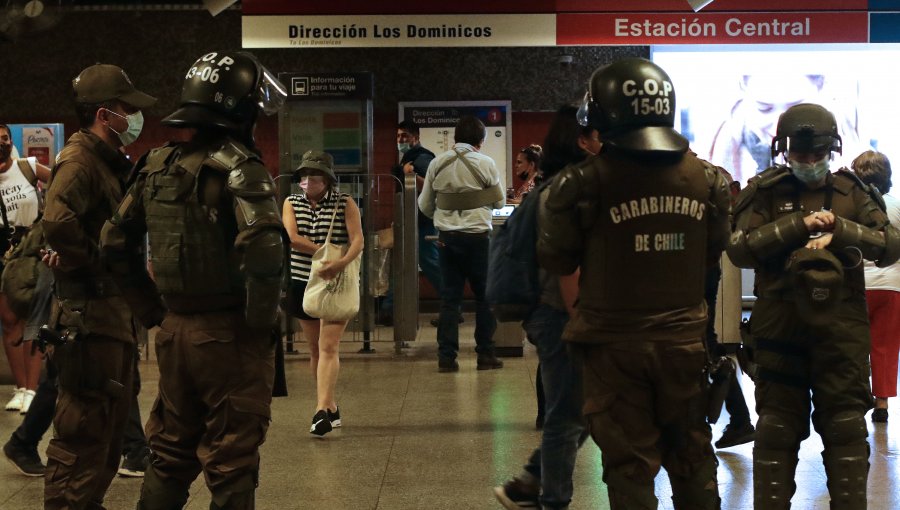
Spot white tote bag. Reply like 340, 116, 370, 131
302, 203, 361, 321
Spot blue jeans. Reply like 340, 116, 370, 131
436, 231, 495, 360
381, 221, 442, 312
522, 304, 588, 509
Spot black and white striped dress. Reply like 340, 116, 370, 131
288, 190, 351, 282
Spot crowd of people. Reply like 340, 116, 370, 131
1, 50, 898, 510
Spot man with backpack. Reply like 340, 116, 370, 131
538, 58, 731, 509
493, 105, 600, 510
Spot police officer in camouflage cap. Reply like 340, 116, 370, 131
727, 103, 900, 509
100, 50, 286, 510
538, 57, 731, 509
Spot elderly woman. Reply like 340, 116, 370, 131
852, 150, 900, 423
282, 150, 363, 437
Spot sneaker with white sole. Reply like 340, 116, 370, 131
5, 388, 25, 412
493, 476, 540, 509
19, 390, 36, 415
328, 407, 341, 428
310, 410, 333, 437
118, 447, 150, 477
3, 437, 45, 477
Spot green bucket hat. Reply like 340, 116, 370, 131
788, 247, 845, 326
295, 150, 337, 182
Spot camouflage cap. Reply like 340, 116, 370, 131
788, 247, 844, 326
295, 150, 337, 182
72, 64, 157, 109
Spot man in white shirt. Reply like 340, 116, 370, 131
418, 116, 505, 372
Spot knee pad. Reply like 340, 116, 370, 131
755, 413, 803, 451
820, 410, 867, 447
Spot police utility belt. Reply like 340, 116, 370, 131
433, 149, 504, 211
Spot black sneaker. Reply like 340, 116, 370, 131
715, 422, 756, 449
118, 446, 149, 477
493, 476, 540, 509
3, 438, 45, 477
873, 408, 889, 423
477, 354, 504, 370
438, 358, 459, 373
310, 410, 333, 437
328, 407, 342, 428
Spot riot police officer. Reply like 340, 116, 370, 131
100, 51, 286, 510
538, 57, 731, 509
727, 103, 900, 509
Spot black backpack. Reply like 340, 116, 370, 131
486, 181, 550, 322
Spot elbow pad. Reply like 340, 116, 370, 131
745, 212, 808, 262
726, 230, 758, 269
243, 229, 284, 329
537, 202, 582, 275
537, 238, 579, 275
830, 217, 900, 267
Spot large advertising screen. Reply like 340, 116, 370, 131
652, 44, 900, 190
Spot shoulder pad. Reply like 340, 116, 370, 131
227, 160, 276, 198
209, 140, 260, 172
545, 159, 592, 211
832, 168, 867, 196
755, 165, 792, 189
733, 179, 758, 216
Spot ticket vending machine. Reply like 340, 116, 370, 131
277, 72, 377, 350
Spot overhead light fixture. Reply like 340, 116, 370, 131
687, 0, 716, 12
202, 0, 237, 16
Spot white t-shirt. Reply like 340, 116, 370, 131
864, 193, 900, 291
0, 157, 41, 228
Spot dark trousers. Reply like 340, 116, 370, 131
142, 311, 274, 504
436, 230, 496, 360
122, 349, 148, 458
12, 372, 57, 449
704, 263, 751, 426
576, 339, 719, 509
44, 337, 134, 510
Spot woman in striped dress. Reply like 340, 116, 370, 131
282, 151, 364, 437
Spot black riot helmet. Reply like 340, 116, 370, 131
163, 51, 287, 133
576, 57, 687, 153
771, 103, 842, 160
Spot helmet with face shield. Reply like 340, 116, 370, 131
771, 103, 842, 160
576, 57, 687, 153
163, 51, 287, 134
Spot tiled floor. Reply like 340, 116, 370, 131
0, 317, 898, 509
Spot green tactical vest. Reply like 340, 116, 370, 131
141, 143, 247, 298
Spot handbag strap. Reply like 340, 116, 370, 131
322, 193, 341, 245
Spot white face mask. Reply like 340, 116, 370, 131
397, 143, 411, 153
105, 109, 144, 146
790, 156, 830, 185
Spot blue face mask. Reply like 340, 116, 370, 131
397, 143, 410, 153
790, 157, 830, 185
